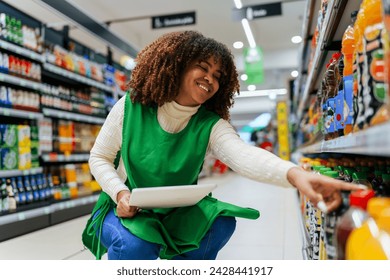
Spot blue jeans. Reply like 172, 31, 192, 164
97, 209, 236, 260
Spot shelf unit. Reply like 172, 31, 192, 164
0, 194, 99, 242
293, 0, 390, 260
0, 0, 130, 241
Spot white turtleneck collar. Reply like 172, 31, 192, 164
157, 101, 200, 133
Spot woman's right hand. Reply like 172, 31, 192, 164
116, 190, 139, 218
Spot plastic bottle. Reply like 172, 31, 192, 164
364, 0, 387, 127
322, 170, 351, 259
352, 171, 373, 189
334, 189, 375, 259
343, 11, 358, 135
353, 2, 367, 132
346, 197, 390, 259
359, 207, 390, 259
5, 178, 16, 212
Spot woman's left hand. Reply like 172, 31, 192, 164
287, 167, 366, 213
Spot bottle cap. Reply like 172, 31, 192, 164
323, 170, 339, 178
349, 189, 375, 210
352, 171, 368, 180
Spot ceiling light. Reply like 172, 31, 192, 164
234, 0, 243, 9
233, 41, 244, 49
291, 35, 302, 44
235, 88, 287, 98
241, 19, 256, 48
247, 85, 256, 91
240, 74, 248, 81
291, 70, 299, 78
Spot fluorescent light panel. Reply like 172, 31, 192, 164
241, 19, 256, 48
235, 88, 287, 98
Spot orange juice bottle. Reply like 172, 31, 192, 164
343, 12, 358, 135
363, 0, 386, 127
346, 197, 390, 259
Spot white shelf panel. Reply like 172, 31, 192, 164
43, 63, 114, 93
298, 122, 390, 156
42, 107, 105, 124
0, 73, 42, 91
0, 167, 44, 178
41, 153, 90, 163
0, 39, 44, 62
0, 107, 44, 120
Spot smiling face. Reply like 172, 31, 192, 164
175, 56, 222, 107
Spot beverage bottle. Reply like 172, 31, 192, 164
343, 11, 358, 135
10, 177, 19, 206
334, 189, 375, 259
335, 56, 345, 137
324, 53, 342, 140
322, 170, 350, 259
364, 0, 387, 127
5, 178, 16, 212
353, 2, 367, 132
35, 174, 46, 201
378, 173, 390, 196
29, 175, 39, 202
0, 179, 6, 212
352, 171, 373, 189
346, 197, 390, 259
375, 0, 390, 123
23, 176, 33, 204
16, 176, 26, 205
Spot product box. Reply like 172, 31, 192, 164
1, 124, 18, 147
1, 147, 18, 170
18, 146, 31, 170
18, 124, 31, 147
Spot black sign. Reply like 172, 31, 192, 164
232, 2, 282, 21
152, 12, 196, 29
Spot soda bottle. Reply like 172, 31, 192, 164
5, 178, 16, 212
16, 176, 26, 205
343, 11, 358, 135
334, 189, 375, 259
346, 197, 390, 259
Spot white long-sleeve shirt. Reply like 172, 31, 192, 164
89, 96, 297, 203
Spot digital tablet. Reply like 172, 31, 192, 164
129, 183, 217, 209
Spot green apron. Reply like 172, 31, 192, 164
82, 93, 260, 259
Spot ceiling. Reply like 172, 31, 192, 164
3, 0, 307, 131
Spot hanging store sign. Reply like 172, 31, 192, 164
232, 2, 282, 21
243, 46, 264, 85
152, 12, 196, 29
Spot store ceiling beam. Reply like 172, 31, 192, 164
38, 0, 138, 58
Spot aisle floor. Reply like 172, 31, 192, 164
0, 172, 304, 260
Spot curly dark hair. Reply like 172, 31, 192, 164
127, 30, 240, 120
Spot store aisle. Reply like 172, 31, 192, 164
0, 172, 303, 260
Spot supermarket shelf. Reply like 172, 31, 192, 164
0, 167, 43, 178
298, 122, 390, 156
41, 152, 90, 163
296, 0, 361, 122
0, 39, 44, 63
43, 63, 114, 93
0, 107, 44, 120
0, 194, 99, 241
41, 107, 105, 124
0, 72, 42, 91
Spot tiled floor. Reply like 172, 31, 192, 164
0, 171, 304, 260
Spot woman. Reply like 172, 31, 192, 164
82, 31, 362, 260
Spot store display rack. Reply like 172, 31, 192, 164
294, 0, 390, 260
0, 194, 99, 242
0, 0, 129, 241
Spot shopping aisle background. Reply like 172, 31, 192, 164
0, 172, 303, 260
